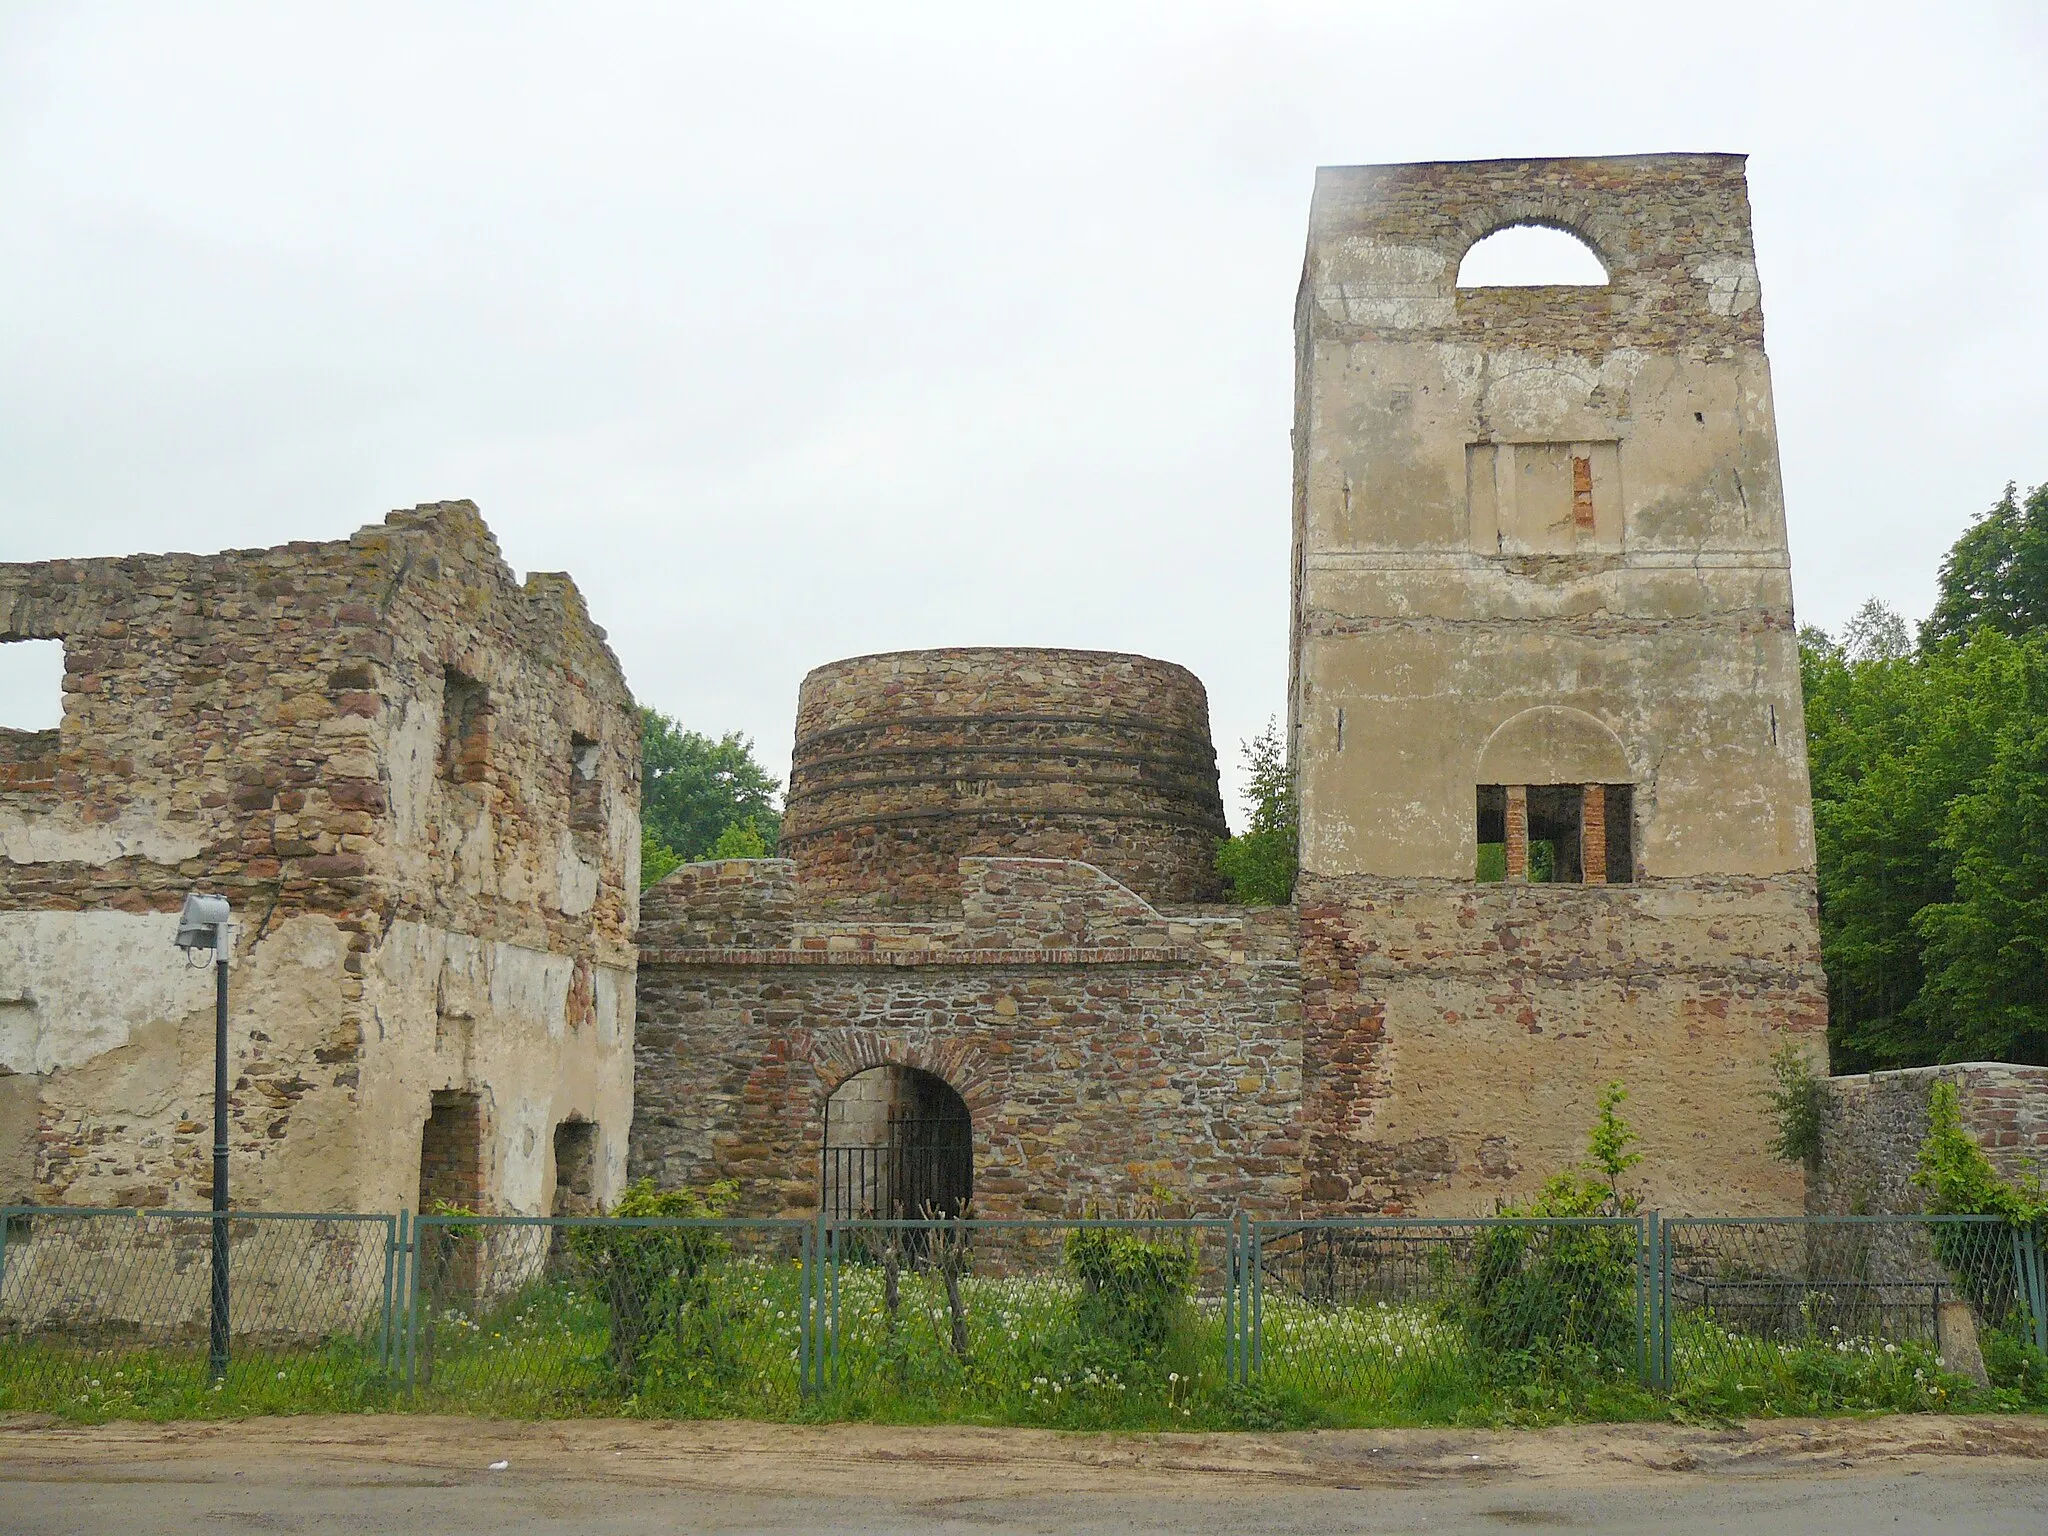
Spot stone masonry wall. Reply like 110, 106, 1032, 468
0, 502, 638, 1215
1811, 1064, 2048, 1216
1296, 872, 1828, 1216
631, 857, 1302, 1217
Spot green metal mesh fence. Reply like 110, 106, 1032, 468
1662, 1215, 2045, 1408
812, 1218, 1239, 1428
406, 1214, 809, 1417
3, 1206, 2041, 1423
0, 1207, 398, 1416
1249, 1218, 1649, 1416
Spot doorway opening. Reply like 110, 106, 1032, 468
820, 1065, 972, 1222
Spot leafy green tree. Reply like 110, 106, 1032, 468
1214, 717, 1297, 905
1911, 638, 2048, 1061
639, 709, 782, 887
1922, 482, 2048, 647
1805, 612, 2048, 1066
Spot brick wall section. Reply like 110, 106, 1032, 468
780, 649, 1228, 910
0, 729, 57, 793
1294, 872, 1829, 1215
1811, 1064, 2048, 1216
632, 856, 1302, 1217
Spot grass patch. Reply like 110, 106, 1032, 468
9, 1257, 2040, 1429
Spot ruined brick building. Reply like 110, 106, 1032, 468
631, 154, 1830, 1218
1, 502, 638, 1216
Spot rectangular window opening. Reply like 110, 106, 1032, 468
1, 1068, 40, 1206
419, 1090, 483, 1212
0, 639, 64, 795
419, 1090, 484, 1299
550, 1119, 599, 1216
1477, 783, 1633, 884
569, 732, 604, 843
441, 667, 490, 784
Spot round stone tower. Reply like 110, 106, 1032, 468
780, 647, 1228, 909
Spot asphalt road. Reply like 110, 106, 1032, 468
4, 1414, 2046, 1535
7, 1463, 2048, 1534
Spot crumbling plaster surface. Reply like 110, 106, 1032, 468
0, 502, 638, 1213
1289, 156, 1811, 882
1285, 156, 1828, 1215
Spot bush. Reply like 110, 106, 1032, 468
563, 1178, 739, 1391
1064, 1226, 1197, 1352
1982, 1324, 2048, 1404
1763, 1043, 1828, 1166
1449, 1084, 1642, 1376
1912, 1080, 2047, 1328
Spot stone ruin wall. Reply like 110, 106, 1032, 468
1288, 155, 1828, 1216
631, 856, 1302, 1218
1810, 1064, 2048, 1217
0, 502, 639, 1216
779, 649, 1228, 912
1298, 875, 1827, 1215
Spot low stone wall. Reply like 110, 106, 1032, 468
1811, 1063, 2048, 1216
631, 856, 1302, 1217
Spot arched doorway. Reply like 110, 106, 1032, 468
820, 1064, 972, 1221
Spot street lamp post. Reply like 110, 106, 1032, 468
174, 892, 232, 1380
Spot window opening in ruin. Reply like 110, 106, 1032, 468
418, 1090, 483, 1211
441, 667, 490, 784
0, 640, 63, 795
1456, 223, 1609, 287
418, 1090, 484, 1301
569, 732, 603, 844
550, 1118, 598, 1216
1477, 784, 1632, 884
821, 1065, 972, 1224
1, 1067, 39, 1207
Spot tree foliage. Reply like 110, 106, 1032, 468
1805, 620, 2048, 1068
1922, 482, 2048, 647
1214, 717, 1297, 905
639, 709, 781, 887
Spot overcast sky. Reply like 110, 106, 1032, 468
3, 3, 2044, 820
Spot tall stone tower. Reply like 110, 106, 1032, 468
1288, 155, 1828, 1214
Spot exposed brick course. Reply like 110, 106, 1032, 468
781, 649, 1227, 910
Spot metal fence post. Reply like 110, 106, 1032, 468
1222, 1211, 1234, 1385
1634, 1212, 1650, 1388
1250, 1218, 1263, 1376
1659, 1213, 1674, 1389
2021, 1223, 2048, 1357
1643, 1210, 1667, 1390
797, 1217, 812, 1397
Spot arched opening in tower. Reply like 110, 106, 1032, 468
820, 1065, 972, 1222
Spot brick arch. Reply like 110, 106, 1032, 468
803, 1029, 1000, 1120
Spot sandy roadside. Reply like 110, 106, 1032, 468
2, 1412, 2045, 1496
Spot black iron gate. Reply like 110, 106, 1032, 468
820, 1110, 972, 1222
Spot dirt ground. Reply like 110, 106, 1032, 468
4, 1412, 2048, 1534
